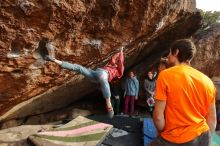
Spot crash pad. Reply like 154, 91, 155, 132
143, 118, 220, 146
143, 118, 157, 146
211, 132, 220, 146
28, 116, 113, 146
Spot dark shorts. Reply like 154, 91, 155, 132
148, 131, 211, 146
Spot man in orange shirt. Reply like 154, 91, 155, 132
149, 39, 217, 146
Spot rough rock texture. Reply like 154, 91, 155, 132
191, 24, 220, 114
212, 77, 220, 101
192, 24, 220, 78
0, 0, 201, 122
0, 124, 54, 146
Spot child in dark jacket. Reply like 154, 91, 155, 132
110, 81, 122, 115
45, 42, 124, 118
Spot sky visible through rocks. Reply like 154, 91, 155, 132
196, 0, 220, 11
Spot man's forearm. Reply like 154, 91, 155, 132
153, 100, 166, 132
153, 111, 165, 132
206, 102, 217, 133
207, 117, 216, 133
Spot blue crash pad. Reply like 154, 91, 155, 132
143, 118, 157, 146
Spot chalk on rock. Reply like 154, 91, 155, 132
18, 0, 35, 15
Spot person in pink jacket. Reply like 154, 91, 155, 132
45, 42, 124, 118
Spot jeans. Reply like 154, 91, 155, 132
61, 61, 111, 98
124, 95, 135, 115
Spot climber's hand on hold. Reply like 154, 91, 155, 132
118, 45, 125, 53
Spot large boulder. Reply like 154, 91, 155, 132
192, 24, 220, 78
192, 25, 220, 130
0, 124, 53, 146
0, 0, 201, 122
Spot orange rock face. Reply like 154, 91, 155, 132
0, 0, 201, 121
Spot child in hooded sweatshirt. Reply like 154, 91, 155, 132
45, 42, 124, 118
124, 71, 139, 115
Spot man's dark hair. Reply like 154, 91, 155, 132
170, 39, 196, 63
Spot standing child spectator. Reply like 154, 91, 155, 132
124, 71, 139, 115
144, 71, 156, 113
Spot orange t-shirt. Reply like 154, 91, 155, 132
155, 64, 216, 143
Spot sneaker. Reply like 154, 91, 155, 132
106, 107, 114, 119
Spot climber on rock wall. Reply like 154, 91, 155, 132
45, 42, 124, 119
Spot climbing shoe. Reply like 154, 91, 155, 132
45, 42, 55, 61
44, 55, 55, 61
